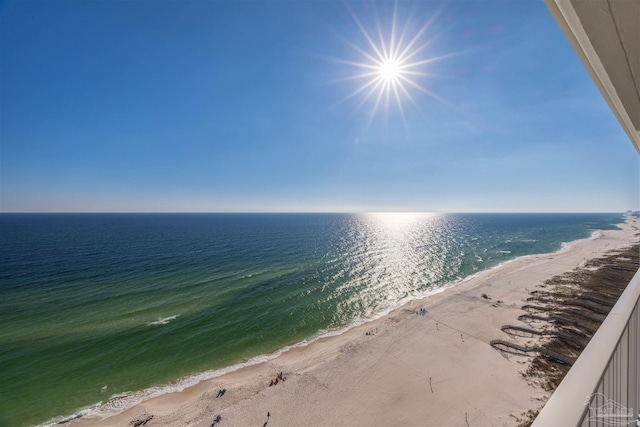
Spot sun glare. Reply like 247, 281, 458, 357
329, 3, 458, 124
379, 58, 401, 84
379, 58, 402, 83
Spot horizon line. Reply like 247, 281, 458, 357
0, 210, 634, 215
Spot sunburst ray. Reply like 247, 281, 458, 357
335, 1, 452, 122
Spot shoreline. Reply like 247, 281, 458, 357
58, 216, 640, 427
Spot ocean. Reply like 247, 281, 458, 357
0, 212, 624, 426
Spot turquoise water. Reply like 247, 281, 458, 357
0, 213, 624, 426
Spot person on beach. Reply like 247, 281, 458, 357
269, 373, 285, 387
132, 414, 153, 427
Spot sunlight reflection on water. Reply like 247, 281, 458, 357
331, 212, 449, 318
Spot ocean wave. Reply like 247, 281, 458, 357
147, 315, 179, 326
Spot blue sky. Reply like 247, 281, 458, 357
1, 0, 638, 212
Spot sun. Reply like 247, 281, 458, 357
378, 58, 402, 84
329, 2, 457, 123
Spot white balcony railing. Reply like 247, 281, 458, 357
532, 269, 640, 427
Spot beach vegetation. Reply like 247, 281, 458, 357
515, 408, 540, 427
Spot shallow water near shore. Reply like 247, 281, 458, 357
0, 212, 624, 426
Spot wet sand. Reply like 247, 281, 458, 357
65, 216, 640, 427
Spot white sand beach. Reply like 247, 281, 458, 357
65, 216, 640, 427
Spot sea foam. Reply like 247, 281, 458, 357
147, 315, 179, 326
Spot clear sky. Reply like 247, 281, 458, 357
1, 0, 638, 213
